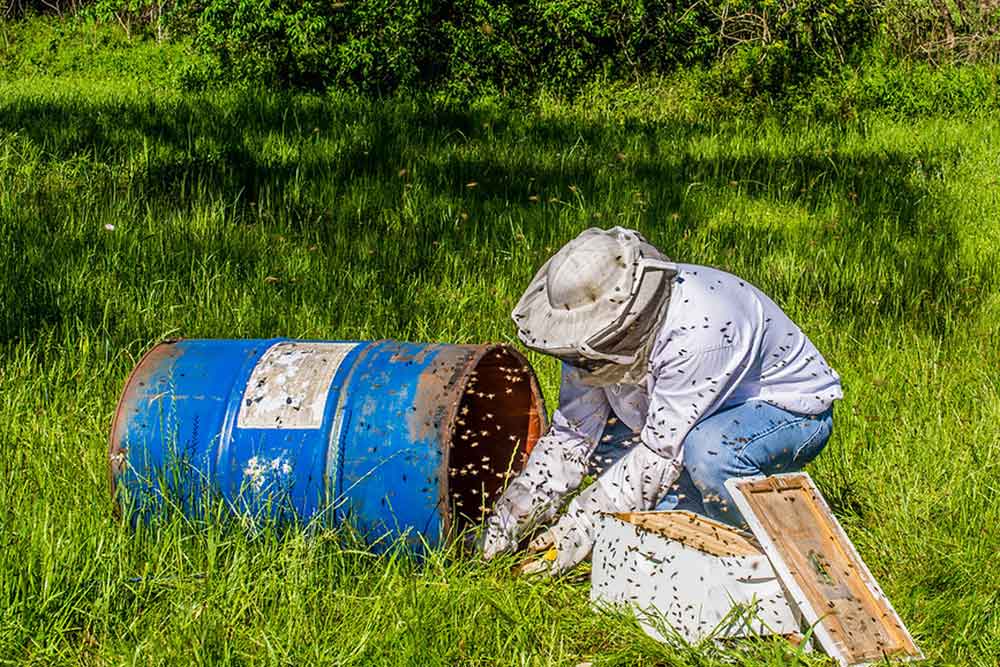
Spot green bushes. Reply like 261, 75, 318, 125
4, 0, 999, 104
188, 0, 428, 90
183, 0, 878, 97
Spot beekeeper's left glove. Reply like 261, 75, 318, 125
519, 441, 683, 575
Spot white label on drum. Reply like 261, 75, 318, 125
237, 342, 359, 430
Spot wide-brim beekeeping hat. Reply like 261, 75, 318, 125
512, 227, 677, 366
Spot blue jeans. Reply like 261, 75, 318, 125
590, 401, 833, 529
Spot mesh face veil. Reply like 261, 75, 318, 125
512, 227, 677, 382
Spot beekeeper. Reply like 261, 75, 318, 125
481, 227, 842, 574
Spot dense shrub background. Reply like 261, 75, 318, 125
176, 0, 879, 96
2, 0, 999, 99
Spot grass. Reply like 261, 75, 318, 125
1, 22, 1000, 667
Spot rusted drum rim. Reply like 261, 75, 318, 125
107, 339, 183, 511
428, 343, 547, 538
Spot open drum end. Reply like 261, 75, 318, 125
444, 346, 547, 533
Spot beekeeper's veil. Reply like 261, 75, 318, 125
512, 227, 677, 385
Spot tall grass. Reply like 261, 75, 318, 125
1, 69, 999, 664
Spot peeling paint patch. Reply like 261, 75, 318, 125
243, 454, 293, 491
237, 342, 358, 429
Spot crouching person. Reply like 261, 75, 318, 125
481, 227, 842, 574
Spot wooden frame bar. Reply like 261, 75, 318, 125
726, 473, 923, 666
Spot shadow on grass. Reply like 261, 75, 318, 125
0, 91, 982, 343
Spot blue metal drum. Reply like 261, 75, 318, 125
109, 339, 547, 548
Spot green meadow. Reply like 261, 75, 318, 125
1, 25, 999, 667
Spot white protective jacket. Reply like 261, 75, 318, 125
495, 263, 843, 543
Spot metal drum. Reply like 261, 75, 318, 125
109, 339, 547, 548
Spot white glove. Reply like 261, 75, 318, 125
520, 443, 682, 575
480, 478, 559, 559
480, 500, 521, 559
520, 480, 612, 575
480, 431, 594, 560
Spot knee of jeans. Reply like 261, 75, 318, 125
793, 416, 833, 462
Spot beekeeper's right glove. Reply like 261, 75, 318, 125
518, 479, 612, 575
479, 430, 594, 559
480, 479, 551, 558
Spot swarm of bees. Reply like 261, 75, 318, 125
446, 352, 534, 524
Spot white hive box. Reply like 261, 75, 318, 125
590, 473, 923, 667
590, 510, 801, 644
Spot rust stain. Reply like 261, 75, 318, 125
389, 345, 438, 366
408, 346, 477, 443
408, 345, 481, 537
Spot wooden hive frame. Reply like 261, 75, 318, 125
726, 473, 923, 667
